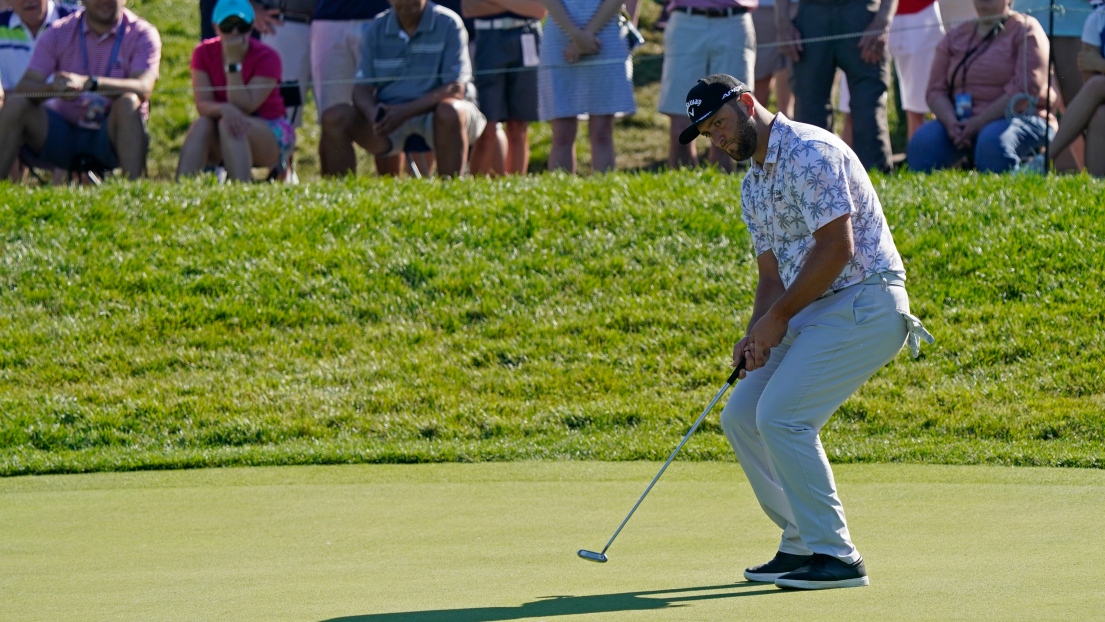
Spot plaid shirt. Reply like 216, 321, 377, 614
740, 114, 905, 295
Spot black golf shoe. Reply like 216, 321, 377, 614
774, 553, 869, 590
743, 551, 814, 582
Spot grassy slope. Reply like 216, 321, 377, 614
0, 172, 1102, 475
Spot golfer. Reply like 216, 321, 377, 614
679, 74, 933, 590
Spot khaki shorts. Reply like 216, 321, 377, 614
658, 10, 756, 116
383, 99, 487, 157
310, 19, 373, 114
752, 4, 797, 82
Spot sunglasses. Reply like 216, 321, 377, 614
218, 17, 252, 34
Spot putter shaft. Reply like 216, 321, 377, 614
592, 364, 744, 557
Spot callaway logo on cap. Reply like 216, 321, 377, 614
678, 74, 750, 145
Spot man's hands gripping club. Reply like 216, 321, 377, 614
732, 214, 856, 380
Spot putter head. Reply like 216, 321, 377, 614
577, 549, 608, 563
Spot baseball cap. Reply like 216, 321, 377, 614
678, 74, 751, 145
212, 0, 255, 26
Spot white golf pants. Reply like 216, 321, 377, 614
720, 273, 912, 563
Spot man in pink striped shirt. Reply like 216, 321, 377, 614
0, 0, 161, 180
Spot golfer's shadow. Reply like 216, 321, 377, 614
320, 582, 779, 622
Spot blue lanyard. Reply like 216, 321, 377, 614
78, 13, 126, 79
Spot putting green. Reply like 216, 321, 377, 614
2, 462, 1103, 621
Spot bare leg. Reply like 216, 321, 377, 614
471, 122, 506, 176
775, 67, 794, 118
667, 114, 698, 169
107, 93, 147, 179
842, 113, 853, 148
320, 104, 357, 177
906, 111, 926, 140
1049, 76, 1105, 165
548, 117, 578, 173
588, 114, 616, 173
504, 119, 530, 174
1050, 36, 1086, 172
1084, 105, 1105, 177
0, 96, 49, 179
176, 116, 218, 179
219, 116, 282, 182
432, 100, 470, 177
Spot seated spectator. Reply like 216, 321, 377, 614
907, 0, 1056, 173
0, 0, 161, 180
1, 0, 79, 179
1047, 0, 1105, 175
539, 0, 636, 173
462, 0, 546, 176
177, 0, 293, 182
313, 0, 395, 176
348, 0, 486, 177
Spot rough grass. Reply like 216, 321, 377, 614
1, 171, 1102, 475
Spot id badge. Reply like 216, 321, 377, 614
521, 33, 539, 68
78, 93, 109, 130
954, 92, 973, 121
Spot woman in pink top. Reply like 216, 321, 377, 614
176, 0, 294, 182
906, 0, 1056, 173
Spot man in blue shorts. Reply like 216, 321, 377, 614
462, 0, 544, 175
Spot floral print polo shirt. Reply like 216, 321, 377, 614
740, 114, 906, 296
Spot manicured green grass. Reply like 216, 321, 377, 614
2, 462, 1104, 621
1, 171, 1102, 475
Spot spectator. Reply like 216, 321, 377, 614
462, 0, 546, 176
752, 0, 794, 117
348, 0, 486, 176
1046, 0, 1105, 175
658, 0, 756, 171
314, 0, 395, 176
907, 0, 1056, 173
0, 0, 161, 180
539, 0, 636, 173
1014, 0, 1095, 169
201, 0, 218, 39
177, 0, 293, 182
775, 0, 896, 173
1, 0, 79, 179
889, 0, 945, 139
249, 0, 313, 129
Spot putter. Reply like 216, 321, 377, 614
578, 361, 746, 563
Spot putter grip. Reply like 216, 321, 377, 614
726, 358, 747, 385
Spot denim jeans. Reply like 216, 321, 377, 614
906, 115, 1053, 173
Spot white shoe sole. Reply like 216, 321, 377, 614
775, 576, 870, 590
744, 570, 788, 582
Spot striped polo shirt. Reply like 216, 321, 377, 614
0, 1, 77, 90
26, 8, 161, 124
356, 1, 475, 106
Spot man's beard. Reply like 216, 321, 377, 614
725, 117, 758, 161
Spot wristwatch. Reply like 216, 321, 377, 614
86, 76, 99, 92
225, 63, 243, 74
